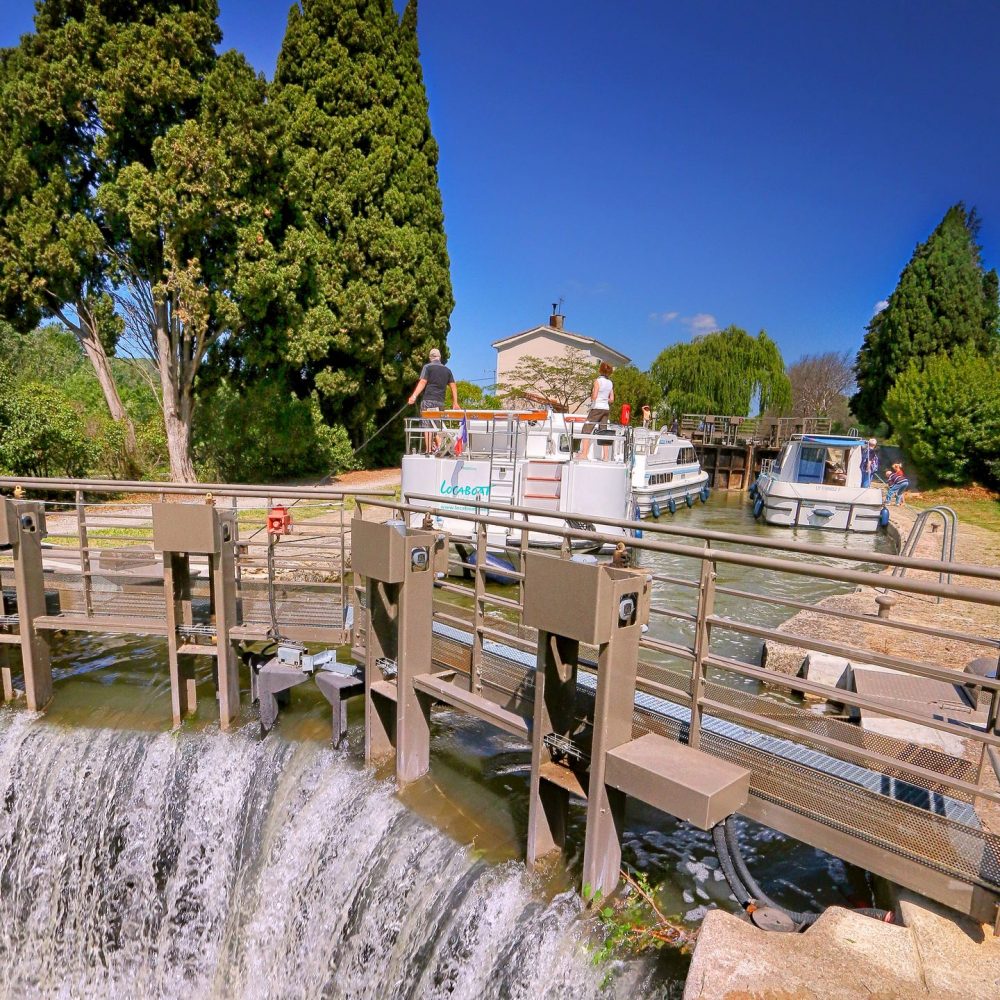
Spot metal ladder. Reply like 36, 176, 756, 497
889, 506, 959, 602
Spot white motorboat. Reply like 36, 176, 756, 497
629, 427, 710, 517
400, 409, 631, 555
750, 434, 888, 533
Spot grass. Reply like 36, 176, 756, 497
907, 485, 1000, 535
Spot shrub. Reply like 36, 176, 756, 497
884, 348, 1000, 488
193, 381, 357, 483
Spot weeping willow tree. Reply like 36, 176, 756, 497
649, 326, 791, 416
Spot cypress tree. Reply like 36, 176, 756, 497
273, 0, 453, 445
852, 204, 1000, 428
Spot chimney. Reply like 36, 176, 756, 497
549, 302, 565, 330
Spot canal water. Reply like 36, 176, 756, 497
0, 493, 895, 998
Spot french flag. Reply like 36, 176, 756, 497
454, 417, 469, 456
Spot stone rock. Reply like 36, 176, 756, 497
683, 906, 931, 999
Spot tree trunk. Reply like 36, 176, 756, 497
155, 301, 198, 483
163, 403, 197, 483
66, 306, 140, 470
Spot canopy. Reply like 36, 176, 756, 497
800, 435, 864, 448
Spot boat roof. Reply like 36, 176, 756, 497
798, 434, 865, 447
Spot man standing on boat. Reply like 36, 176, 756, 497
409, 348, 459, 453
860, 437, 879, 488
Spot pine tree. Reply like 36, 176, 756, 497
852, 204, 1000, 428
272, 0, 453, 446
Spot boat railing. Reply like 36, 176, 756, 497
404, 410, 629, 463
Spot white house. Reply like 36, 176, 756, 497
492, 310, 631, 412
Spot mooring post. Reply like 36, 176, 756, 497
521, 551, 650, 896
351, 517, 436, 781
153, 504, 239, 729
1, 499, 53, 711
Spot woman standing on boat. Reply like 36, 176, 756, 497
579, 362, 614, 460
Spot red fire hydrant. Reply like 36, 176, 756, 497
267, 505, 293, 536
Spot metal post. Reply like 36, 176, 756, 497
163, 552, 196, 725
581, 572, 649, 897
526, 630, 578, 864
76, 490, 94, 617
213, 511, 240, 730
470, 520, 487, 694
353, 518, 435, 782
688, 554, 716, 748
7, 501, 52, 711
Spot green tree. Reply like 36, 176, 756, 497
455, 380, 502, 409
0, 10, 136, 460
0, 363, 95, 478
609, 366, 659, 423
852, 204, 1000, 428
0, 1, 291, 482
272, 0, 453, 453
650, 326, 790, 417
884, 348, 1000, 488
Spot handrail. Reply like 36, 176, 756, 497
396, 492, 1000, 582
0, 476, 394, 499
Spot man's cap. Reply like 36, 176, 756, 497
429, 348, 441, 361
868, 438, 877, 445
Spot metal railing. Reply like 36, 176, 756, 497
357, 494, 1000, 818
0, 477, 393, 644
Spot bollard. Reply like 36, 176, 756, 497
351, 517, 436, 782
153, 504, 239, 729
0, 499, 52, 710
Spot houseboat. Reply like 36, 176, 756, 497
400, 410, 632, 557
630, 427, 710, 517
750, 434, 888, 533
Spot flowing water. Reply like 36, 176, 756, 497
0, 493, 894, 998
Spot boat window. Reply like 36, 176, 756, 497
822, 447, 848, 485
773, 445, 789, 475
796, 446, 826, 484
677, 447, 697, 464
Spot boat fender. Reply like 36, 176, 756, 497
685, 493, 694, 508
651, 499, 661, 519
700, 486, 710, 503
668, 498, 677, 515
752, 496, 764, 519
631, 500, 643, 538
748, 481, 757, 499
813, 508, 834, 518
879, 506, 890, 529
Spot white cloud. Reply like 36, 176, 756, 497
873, 299, 889, 315
649, 310, 719, 336
688, 312, 718, 335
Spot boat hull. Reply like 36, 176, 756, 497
631, 470, 710, 517
754, 475, 885, 533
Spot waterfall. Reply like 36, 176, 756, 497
0, 712, 660, 999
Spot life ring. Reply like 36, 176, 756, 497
753, 496, 764, 519
700, 486, 710, 503
668, 498, 677, 515
651, 499, 661, 518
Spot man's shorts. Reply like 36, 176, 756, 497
420, 401, 444, 428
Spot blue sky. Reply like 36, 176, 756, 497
4, 1, 999, 388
